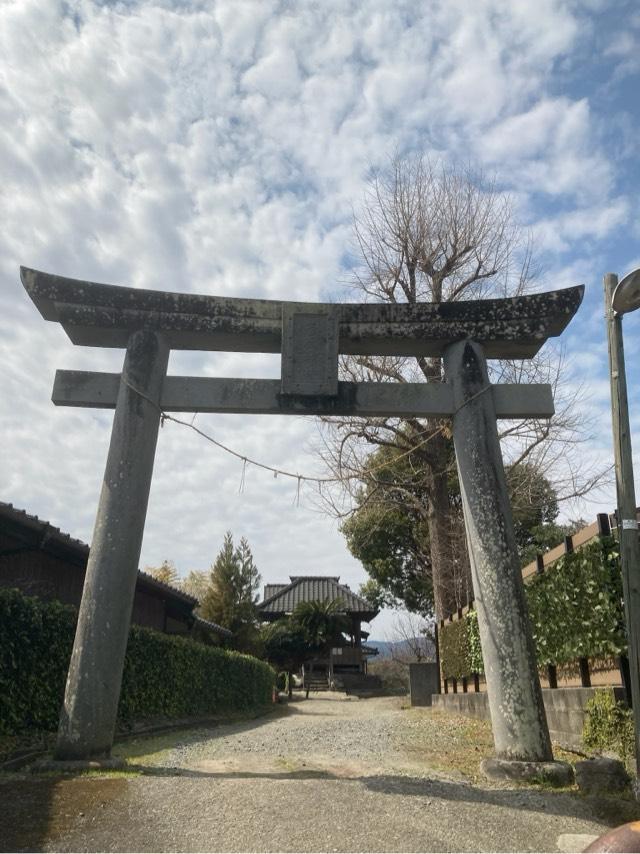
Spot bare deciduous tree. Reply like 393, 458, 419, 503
385, 611, 435, 664
319, 155, 606, 620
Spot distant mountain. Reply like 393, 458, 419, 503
366, 640, 394, 658
366, 637, 435, 660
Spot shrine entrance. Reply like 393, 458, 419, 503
21, 266, 583, 771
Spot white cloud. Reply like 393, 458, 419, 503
479, 98, 613, 200
0, 0, 638, 635
531, 197, 629, 254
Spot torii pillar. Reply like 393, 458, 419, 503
444, 340, 554, 770
57, 330, 169, 759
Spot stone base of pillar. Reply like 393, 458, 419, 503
481, 758, 574, 787
31, 758, 128, 774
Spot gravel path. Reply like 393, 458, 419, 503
1, 694, 634, 853
151, 694, 423, 777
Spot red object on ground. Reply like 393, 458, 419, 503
584, 821, 640, 852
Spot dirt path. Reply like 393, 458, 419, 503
1, 694, 636, 852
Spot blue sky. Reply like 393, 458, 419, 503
1, 0, 639, 637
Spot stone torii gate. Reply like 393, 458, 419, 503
21, 266, 583, 773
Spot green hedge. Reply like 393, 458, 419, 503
439, 537, 625, 679
0, 588, 275, 736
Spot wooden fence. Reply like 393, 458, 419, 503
437, 510, 636, 697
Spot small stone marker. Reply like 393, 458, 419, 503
409, 662, 439, 706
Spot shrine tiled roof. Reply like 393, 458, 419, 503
258, 575, 378, 621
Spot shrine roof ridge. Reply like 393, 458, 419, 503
21, 266, 584, 360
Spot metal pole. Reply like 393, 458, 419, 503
55, 329, 169, 760
604, 272, 640, 772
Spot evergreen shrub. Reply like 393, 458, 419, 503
583, 688, 634, 763
439, 537, 625, 678
0, 588, 275, 736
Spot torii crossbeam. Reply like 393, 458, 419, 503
22, 266, 583, 771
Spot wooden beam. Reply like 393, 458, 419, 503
52, 370, 555, 418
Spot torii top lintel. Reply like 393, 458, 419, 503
21, 267, 584, 360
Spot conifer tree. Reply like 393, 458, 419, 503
200, 531, 261, 653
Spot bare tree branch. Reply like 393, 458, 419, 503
316, 154, 605, 619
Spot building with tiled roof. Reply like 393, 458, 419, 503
0, 502, 231, 642
259, 575, 378, 622
258, 575, 379, 689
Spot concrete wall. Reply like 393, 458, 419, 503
432, 686, 627, 750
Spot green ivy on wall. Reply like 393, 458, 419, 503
0, 588, 275, 736
438, 617, 469, 679
466, 610, 483, 674
527, 538, 625, 664
439, 537, 625, 679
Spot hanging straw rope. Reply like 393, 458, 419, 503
120, 376, 491, 487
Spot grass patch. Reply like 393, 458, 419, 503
398, 708, 591, 786
398, 708, 495, 781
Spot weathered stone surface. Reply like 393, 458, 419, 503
54, 329, 169, 761
575, 757, 631, 794
481, 757, 574, 786
21, 266, 584, 358
281, 305, 339, 396
52, 371, 555, 419
443, 339, 553, 762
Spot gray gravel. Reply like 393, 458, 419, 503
1, 694, 630, 853
158, 695, 406, 770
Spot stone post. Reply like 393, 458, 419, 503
443, 339, 553, 762
55, 329, 169, 760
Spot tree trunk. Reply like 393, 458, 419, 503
426, 453, 457, 620
423, 425, 473, 620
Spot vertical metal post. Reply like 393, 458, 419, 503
443, 339, 552, 761
604, 272, 640, 771
55, 329, 169, 760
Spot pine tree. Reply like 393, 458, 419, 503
200, 532, 261, 654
